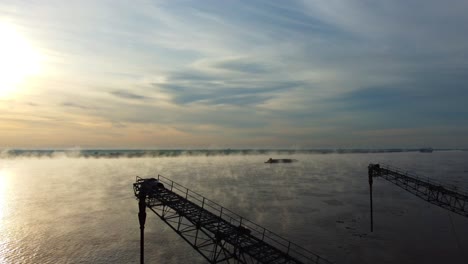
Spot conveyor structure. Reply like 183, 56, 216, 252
368, 163, 468, 232
133, 175, 332, 264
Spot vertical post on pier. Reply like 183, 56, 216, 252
368, 164, 374, 232
138, 188, 147, 264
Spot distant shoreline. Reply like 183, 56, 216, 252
1, 148, 466, 159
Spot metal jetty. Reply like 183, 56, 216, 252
368, 163, 468, 231
133, 175, 332, 264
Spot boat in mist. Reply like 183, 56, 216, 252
265, 158, 298, 163
419, 148, 433, 153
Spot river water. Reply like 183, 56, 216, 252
1, 151, 467, 263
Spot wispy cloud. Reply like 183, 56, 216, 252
111, 90, 151, 101
61, 102, 92, 110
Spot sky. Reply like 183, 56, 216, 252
0, 0, 467, 149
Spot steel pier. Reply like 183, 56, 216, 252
134, 175, 332, 264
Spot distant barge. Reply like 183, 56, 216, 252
419, 148, 433, 153
265, 158, 298, 163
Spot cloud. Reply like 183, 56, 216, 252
156, 80, 301, 106
61, 102, 91, 110
152, 56, 304, 107
111, 90, 151, 101
214, 59, 271, 74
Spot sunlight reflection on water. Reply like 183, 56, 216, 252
0, 169, 9, 220
0, 169, 11, 264
0, 152, 467, 263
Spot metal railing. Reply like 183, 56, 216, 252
155, 174, 332, 264
377, 163, 468, 196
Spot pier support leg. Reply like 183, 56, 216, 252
368, 166, 374, 232
138, 193, 147, 264
370, 182, 373, 232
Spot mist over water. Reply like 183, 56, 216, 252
1, 151, 468, 263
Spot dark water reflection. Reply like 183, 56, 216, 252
1, 151, 467, 263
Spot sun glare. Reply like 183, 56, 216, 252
0, 22, 41, 98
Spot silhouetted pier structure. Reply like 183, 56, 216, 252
133, 175, 332, 264
368, 163, 468, 231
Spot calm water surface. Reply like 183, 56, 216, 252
1, 152, 468, 263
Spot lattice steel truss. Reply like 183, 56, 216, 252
134, 175, 332, 264
368, 163, 468, 218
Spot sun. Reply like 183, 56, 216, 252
0, 22, 41, 98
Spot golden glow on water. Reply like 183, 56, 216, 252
0, 169, 11, 264
0, 22, 42, 98
0, 169, 10, 221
